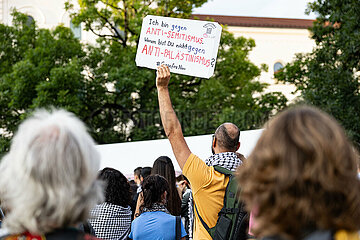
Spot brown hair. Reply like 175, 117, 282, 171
152, 156, 181, 216
237, 106, 360, 239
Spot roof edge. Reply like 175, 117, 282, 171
192, 14, 315, 29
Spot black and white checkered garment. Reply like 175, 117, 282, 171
205, 152, 242, 172
89, 202, 131, 240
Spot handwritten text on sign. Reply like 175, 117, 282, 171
135, 15, 222, 79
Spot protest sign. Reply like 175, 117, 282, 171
135, 15, 222, 79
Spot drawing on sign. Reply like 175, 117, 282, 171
135, 15, 222, 79
203, 23, 216, 35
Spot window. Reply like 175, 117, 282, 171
26, 15, 35, 26
70, 20, 81, 40
274, 62, 284, 73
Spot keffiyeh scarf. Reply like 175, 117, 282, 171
90, 202, 131, 240
205, 152, 242, 172
142, 203, 170, 214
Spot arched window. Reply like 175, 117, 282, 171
274, 62, 284, 73
26, 15, 35, 26
70, 20, 81, 40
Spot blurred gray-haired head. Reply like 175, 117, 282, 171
0, 109, 103, 234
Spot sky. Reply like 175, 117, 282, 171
193, 0, 317, 19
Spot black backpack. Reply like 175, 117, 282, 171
194, 165, 249, 240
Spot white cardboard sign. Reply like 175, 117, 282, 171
135, 15, 222, 79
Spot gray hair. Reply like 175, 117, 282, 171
0, 109, 103, 234
215, 123, 240, 151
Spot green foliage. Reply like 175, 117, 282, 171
0, 12, 87, 149
65, 0, 208, 46
0, 4, 287, 153
276, 0, 360, 147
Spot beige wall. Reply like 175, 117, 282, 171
228, 26, 315, 101
0, 0, 3, 23
1, 0, 98, 44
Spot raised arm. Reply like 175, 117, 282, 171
156, 65, 191, 170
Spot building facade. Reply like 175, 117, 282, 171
0, 0, 97, 43
194, 15, 315, 100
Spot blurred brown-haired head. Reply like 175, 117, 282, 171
151, 156, 181, 216
237, 106, 360, 239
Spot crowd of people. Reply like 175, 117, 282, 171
0, 65, 360, 240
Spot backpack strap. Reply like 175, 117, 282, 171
214, 165, 248, 240
195, 165, 246, 239
213, 165, 233, 176
193, 166, 234, 234
194, 202, 210, 232
214, 166, 240, 216
175, 216, 181, 240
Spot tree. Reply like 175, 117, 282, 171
66, 0, 287, 139
0, 2, 287, 153
275, 0, 360, 147
0, 12, 87, 152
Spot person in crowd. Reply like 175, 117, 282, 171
133, 167, 153, 218
133, 167, 142, 187
139, 167, 152, 183
129, 180, 139, 220
152, 156, 182, 216
180, 176, 194, 240
237, 106, 360, 240
134, 158, 182, 217
129, 175, 187, 240
90, 168, 132, 240
156, 65, 244, 239
176, 174, 188, 198
0, 109, 103, 240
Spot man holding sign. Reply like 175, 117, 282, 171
156, 65, 247, 240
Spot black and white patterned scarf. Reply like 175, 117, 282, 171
142, 203, 170, 214
89, 202, 131, 240
205, 152, 242, 172
186, 189, 194, 240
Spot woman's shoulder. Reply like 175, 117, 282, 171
135, 211, 175, 221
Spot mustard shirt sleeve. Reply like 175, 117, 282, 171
183, 153, 213, 194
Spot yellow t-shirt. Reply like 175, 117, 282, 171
335, 230, 360, 240
183, 153, 229, 240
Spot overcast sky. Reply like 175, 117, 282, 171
193, 0, 317, 19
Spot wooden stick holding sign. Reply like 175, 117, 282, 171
135, 15, 222, 79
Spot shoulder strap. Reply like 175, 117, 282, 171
194, 166, 233, 233
176, 216, 181, 240
194, 203, 210, 232
213, 166, 239, 214
213, 165, 233, 176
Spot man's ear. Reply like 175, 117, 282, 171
236, 142, 240, 151
213, 137, 216, 148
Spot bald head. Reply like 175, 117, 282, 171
214, 123, 240, 152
